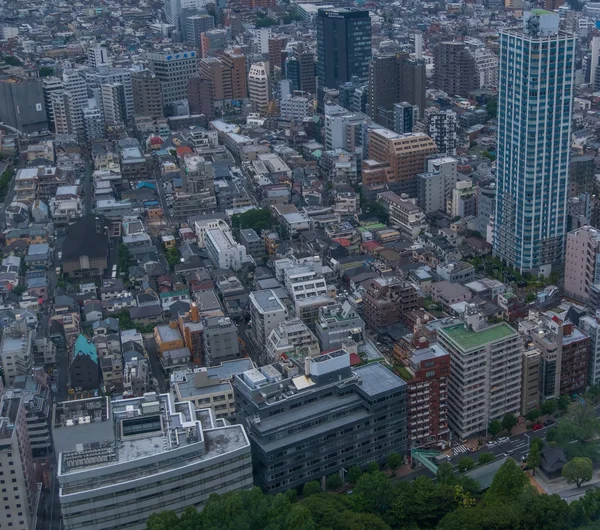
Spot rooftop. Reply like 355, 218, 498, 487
440, 323, 518, 352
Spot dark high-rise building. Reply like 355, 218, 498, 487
187, 77, 215, 118
183, 12, 214, 49
268, 37, 287, 76
316, 8, 371, 93
131, 71, 164, 118
433, 42, 478, 97
368, 53, 426, 126
286, 44, 316, 95
0, 77, 48, 134
285, 56, 300, 92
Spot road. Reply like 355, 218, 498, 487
83, 161, 93, 214
144, 335, 167, 393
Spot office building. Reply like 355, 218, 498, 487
101, 83, 127, 125
201, 29, 227, 58
248, 61, 271, 115
147, 51, 199, 108
83, 101, 105, 142
238, 228, 264, 258
203, 316, 240, 366
88, 47, 110, 68
199, 50, 247, 103
187, 76, 214, 118
397, 344, 450, 449
368, 53, 426, 125
164, 0, 211, 24
591, 36, 600, 86
393, 102, 417, 134
367, 129, 437, 196
564, 226, 600, 303
433, 42, 478, 96
132, 71, 164, 118
362, 277, 418, 330
437, 310, 522, 439
170, 359, 254, 417
249, 290, 288, 347
280, 95, 310, 121
316, 8, 371, 93
0, 392, 38, 530
0, 77, 48, 134
84, 66, 134, 123
315, 302, 364, 351
233, 351, 407, 493
450, 179, 477, 218
569, 155, 595, 196
184, 13, 214, 49
285, 44, 316, 94
427, 110, 457, 156
268, 37, 287, 76
494, 11, 576, 274
521, 349, 541, 415
417, 156, 459, 214
54, 394, 252, 530
265, 318, 320, 363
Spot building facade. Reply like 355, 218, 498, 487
494, 12, 576, 274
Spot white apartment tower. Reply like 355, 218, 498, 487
87, 47, 110, 68
494, 11, 576, 274
248, 61, 271, 115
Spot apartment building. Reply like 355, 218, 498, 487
396, 343, 450, 449
564, 226, 600, 304
579, 314, 600, 386
203, 316, 240, 366
362, 277, 418, 330
54, 394, 252, 530
248, 62, 271, 115
249, 290, 288, 347
315, 302, 365, 351
437, 310, 522, 439
521, 349, 541, 416
233, 351, 407, 493
205, 227, 251, 271
265, 318, 320, 363
378, 191, 427, 240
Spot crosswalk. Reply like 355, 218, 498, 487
452, 444, 469, 456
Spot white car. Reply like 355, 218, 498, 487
486, 441, 496, 448
497, 437, 510, 444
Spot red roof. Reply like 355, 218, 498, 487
349, 353, 361, 366
333, 238, 351, 247
177, 146, 193, 156
362, 241, 380, 252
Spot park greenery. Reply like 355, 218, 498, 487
231, 208, 274, 232
146, 459, 600, 530
0, 166, 13, 201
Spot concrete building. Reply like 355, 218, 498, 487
494, 12, 575, 274
450, 179, 476, 218
393, 102, 418, 134
249, 290, 288, 347
101, 83, 127, 125
0, 77, 48, 134
88, 46, 110, 68
131, 71, 164, 118
433, 42, 478, 97
54, 394, 252, 530
201, 29, 227, 58
378, 191, 427, 240
0, 323, 33, 385
437, 311, 522, 439
315, 302, 364, 351
564, 226, 600, 304
184, 13, 214, 49
362, 277, 418, 330
248, 62, 271, 115
0, 392, 38, 530
471, 47, 499, 89
205, 227, 251, 271
203, 316, 240, 366
579, 314, 600, 386
367, 129, 437, 196
436, 261, 476, 285
199, 50, 247, 104
427, 110, 457, 156
398, 344, 450, 449
268, 36, 287, 75
521, 349, 541, 415
239, 228, 264, 258
233, 351, 407, 493
280, 95, 310, 121
417, 156, 458, 215
265, 318, 320, 363
41, 76, 63, 126
147, 51, 199, 109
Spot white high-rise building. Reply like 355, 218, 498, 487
41, 76, 63, 125
87, 46, 110, 68
147, 51, 198, 107
53, 67, 87, 136
254, 28, 272, 54
100, 83, 127, 125
494, 11, 576, 275
590, 36, 600, 87
427, 109, 457, 156
248, 61, 271, 115
84, 66, 134, 122
471, 47, 498, 89
164, 0, 210, 24
83, 99, 105, 141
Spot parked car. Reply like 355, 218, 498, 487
543, 419, 555, 427
532, 423, 544, 431
486, 441, 497, 448
497, 437, 510, 444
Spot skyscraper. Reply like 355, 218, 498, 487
146, 51, 199, 109
494, 11, 576, 274
316, 8, 371, 98
248, 61, 271, 115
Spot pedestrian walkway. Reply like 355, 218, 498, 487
452, 444, 470, 456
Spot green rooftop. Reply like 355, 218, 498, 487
531, 8, 553, 14
440, 323, 518, 352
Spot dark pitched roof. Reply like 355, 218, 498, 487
129, 304, 162, 319
62, 216, 109, 262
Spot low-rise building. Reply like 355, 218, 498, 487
265, 318, 320, 363
378, 191, 427, 240
249, 290, 288, 347
203, 316, 240, 366
315, 302, 365, 351
205, 227, 251, 271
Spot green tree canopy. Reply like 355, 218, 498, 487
488, 419, 502, 437
541, 399, 557, 415
563, 457, 593, 488
302, 481, 321, 497
231, 208, 273, 232
457, 457, 475, 473
501, 413, 517, 433
478, 453, 494, 465
485, 459, 529, 504
385, 453, 403, 476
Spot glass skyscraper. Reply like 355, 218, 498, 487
494, 10, 576, 275
316, 8, 371, 95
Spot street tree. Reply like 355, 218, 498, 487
562, 458, 593, 488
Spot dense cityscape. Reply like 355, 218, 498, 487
1, 0, 600, 528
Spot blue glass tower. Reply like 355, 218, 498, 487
494, 11, 576, 275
